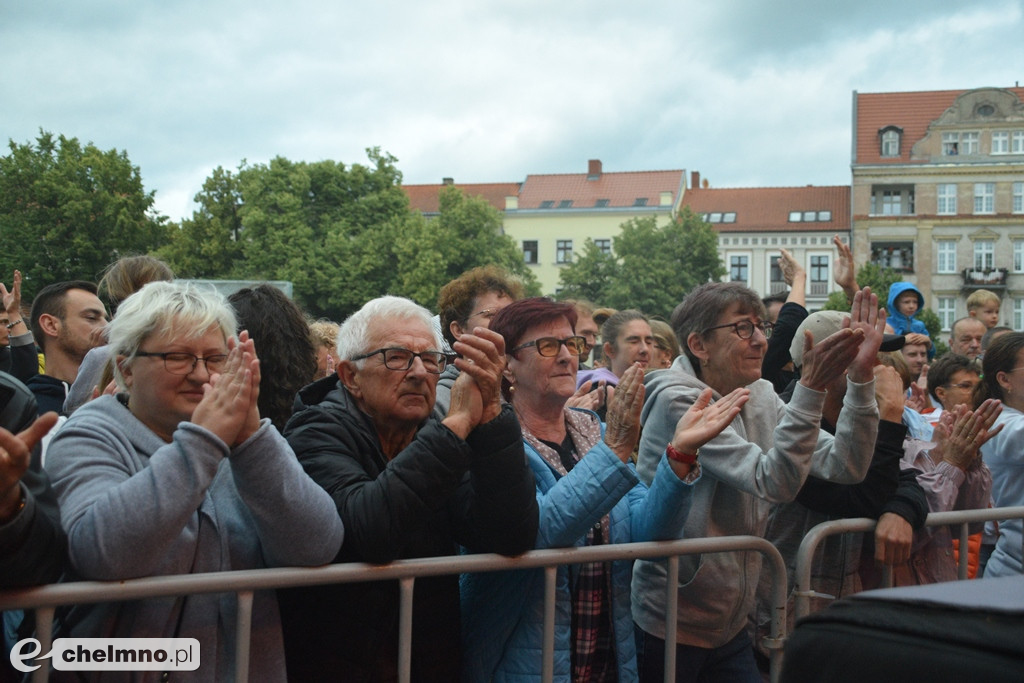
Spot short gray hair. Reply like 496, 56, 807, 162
671, 282, 766, 369
336, 296, 441, 364
109, 281, 237, 389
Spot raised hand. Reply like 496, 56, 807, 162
778, 249, 805, 287
603, 363, 645, 463
874, 365, 907, 422
832, 235, 858, 302
566, 379, 609, 411
846, 287, 887, 383
451, 326, 506, 426
932, 400, 1003, 471
0, 411, 59, 523
671, 387, 749, 455
797, 326, 864, 392
191, 337, 259, 447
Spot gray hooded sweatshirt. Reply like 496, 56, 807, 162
630, 355, 877, 649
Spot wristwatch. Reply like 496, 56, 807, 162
666, 443, 698, 465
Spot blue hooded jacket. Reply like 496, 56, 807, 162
886, 282, 929, 338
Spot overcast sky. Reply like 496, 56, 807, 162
3, 0, 1023, 222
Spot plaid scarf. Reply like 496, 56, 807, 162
523, 408, 618, 682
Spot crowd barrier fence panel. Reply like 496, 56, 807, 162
1, 536, 787, 683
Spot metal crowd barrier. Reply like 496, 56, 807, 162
793, 505, 1024, 621
1, 536, 787, 683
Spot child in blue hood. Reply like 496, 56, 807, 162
886, 282, 933, 355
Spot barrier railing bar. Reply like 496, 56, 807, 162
663, 554, 679, 682
794, 505, 1024, 622
542, 565, 556, 683
235, 590, 253, 683
3, 536, 785, 683
398, 577, 414, 683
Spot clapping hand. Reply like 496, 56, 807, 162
670, 387, 749, 455
191, 332, 261, 447
603, 364, 645, 463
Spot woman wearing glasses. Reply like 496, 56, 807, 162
278, 295, 537, 681
632, 281, 885, 682
46, 281, 343, 682
461, 297, 748, 682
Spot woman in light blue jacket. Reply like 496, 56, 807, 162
460, 298, 747, 682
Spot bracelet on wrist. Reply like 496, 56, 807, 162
666, 443, 699, 465
6, 318, 23, 330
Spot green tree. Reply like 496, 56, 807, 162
557, 208, 725, 318
0, 131, 168, 294
823, 263, 905, 312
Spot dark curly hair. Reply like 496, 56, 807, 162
228, 285, 317, 430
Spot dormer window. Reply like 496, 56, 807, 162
879, 127, 902, 157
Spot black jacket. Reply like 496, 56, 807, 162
278, 376, 537, 682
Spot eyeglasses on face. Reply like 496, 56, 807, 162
510, 336, 587, 357
943, 381, 978, 390
350, 347, 448, 374
702, 320, 774, 340
467, 307, 502, 322
135, 351, 229, 375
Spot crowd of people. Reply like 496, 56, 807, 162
0, 240, 1021, 682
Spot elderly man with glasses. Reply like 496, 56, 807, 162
278, 295, 538, 682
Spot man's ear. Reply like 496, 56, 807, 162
37, 313, 61, 339
117, 356, 133, 390
337, 360, 361, 398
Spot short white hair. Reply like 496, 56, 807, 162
336, 296, 441, 364
109, 281, 237, 389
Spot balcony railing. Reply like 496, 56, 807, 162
961, 267, 1009, 290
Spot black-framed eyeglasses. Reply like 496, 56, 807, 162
702, 320, 773, 340
350, 347, 448, 374
135, 351, 229, 375
510, 336, 587, 357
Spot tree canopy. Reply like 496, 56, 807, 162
159, 150, 538, 320
557, 208, 725, 318
0, 131, 168, 297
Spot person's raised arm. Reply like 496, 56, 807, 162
779, 249, 806, 308
833, 235, 858, 305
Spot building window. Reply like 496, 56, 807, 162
633, 197, 648, 207
937, 241, 957, 273
729, 255, 749, 284
1014, 182, 1023, 214
881, 129, 901, 157
595, 198, 610, 208
557, 200, 573, 209
937, 184, 957, 215
942, 131, 980, 155
809, 254, 829, 296
870, 186, 914, 215
993, 131, 1010, 154
522, 240, 538, 264
871, 242, 914, 272
1014, 240, 1024, 273
1015, 299, 1024, 331
788, 211, 801, 222
1014, 131, 1024, 154
974, 240, 995, 270
974, 183, 995, 214
938, 297, 956, 331
708, 212, 722, 222
556, 239, 573, 264
723, 212, 736, 223
539, 200, 555, 209
818, 210, 832, 221
594, 239, 612, 255
769, 256, 786, 294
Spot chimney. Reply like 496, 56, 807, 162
587, 159, 602, 180
442, 177, 454, 185
690, 171, 700, 190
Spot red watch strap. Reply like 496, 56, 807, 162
666, 443, 698, 465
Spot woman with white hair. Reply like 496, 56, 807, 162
278, 295, 538, 682
47, 281, 344, 682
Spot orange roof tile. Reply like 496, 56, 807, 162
854, 87, 1024, 166
517, 169, 684, 210
402, 182, 521, 214
682, 185, 849, 233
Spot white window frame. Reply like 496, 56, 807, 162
974, 240, 995, 270
1015, 298, 1024, 332
555, 239, 573, 264
962, 132, 980, 154
937, 241, 957, 274
1014, 239, 1024, 273
937, 297, 956, 332
807, 252, 831, 297
1014, 182, 1023, 214
1014, 131, 1024, 154
881, 130, 900, 157
974, 183, 995, 214
992, 131, 1010, 154
937, 183, 957, 215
